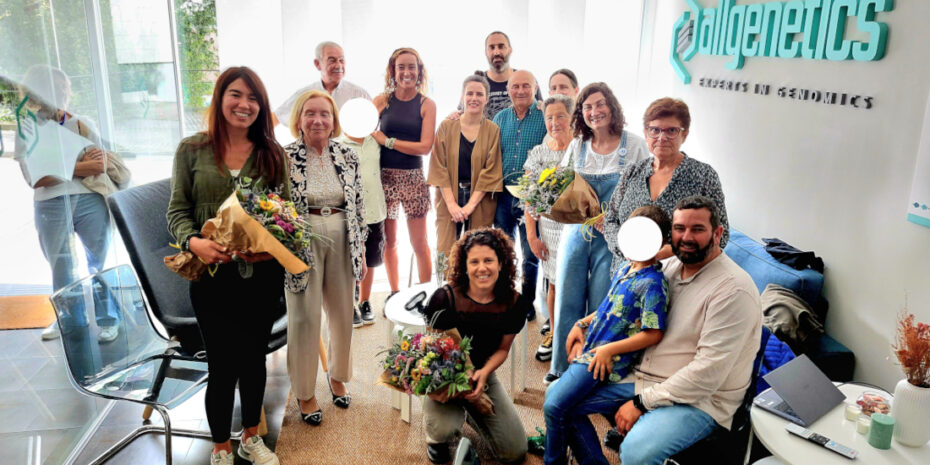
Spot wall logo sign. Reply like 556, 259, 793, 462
671, 0, 894, 85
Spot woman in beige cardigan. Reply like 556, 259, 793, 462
428, 73, 503, 259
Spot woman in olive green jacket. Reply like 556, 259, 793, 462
167, 67, 288, 465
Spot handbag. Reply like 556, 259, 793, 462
544, 140, 601, 224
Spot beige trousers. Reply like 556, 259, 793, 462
285, 212, 354, 401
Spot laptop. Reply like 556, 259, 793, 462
753, 354, 846, 426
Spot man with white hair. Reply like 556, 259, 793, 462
274, 41, 371, 125
275, 41, 383, 330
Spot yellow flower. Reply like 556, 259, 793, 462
259, 200, 274, 211
538, 166, 556, 184
401, 340, 410, 351
411, 369, 421, 381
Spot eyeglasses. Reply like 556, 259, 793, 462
645, 126, 685, 139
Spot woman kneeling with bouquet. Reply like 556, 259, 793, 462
421, 228, 529, 463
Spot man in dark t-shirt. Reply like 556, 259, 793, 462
453, 31, 543, 120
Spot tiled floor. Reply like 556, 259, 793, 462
0, 327, 292, 465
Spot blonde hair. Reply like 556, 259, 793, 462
288, 90, 341, 139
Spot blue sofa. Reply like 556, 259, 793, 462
724, 229, 854, 381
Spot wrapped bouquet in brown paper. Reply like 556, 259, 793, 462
377, 327, 495, 416
165, 179, 320, 281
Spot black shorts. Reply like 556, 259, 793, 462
364, 220, 385, 267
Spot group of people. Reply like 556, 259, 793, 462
85, 29, 759, 465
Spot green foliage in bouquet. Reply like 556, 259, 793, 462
518, 163, 575, 215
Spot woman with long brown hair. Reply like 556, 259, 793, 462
371, 47, 437, 300
167, 66, 287, 465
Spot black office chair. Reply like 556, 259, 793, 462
107, 178, 288, 432
597, 326, 772, 465
50, 265, 211, 464
107, 178, 288, 355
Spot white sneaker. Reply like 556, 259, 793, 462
41, 321, 61, 340
98, 325, 119, 343
210, 450, 235, 465
238, 436, 280, 465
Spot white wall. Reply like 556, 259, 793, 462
642, 1, 930, 390
217, 0, 643, 119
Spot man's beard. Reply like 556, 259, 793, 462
488, 54, 510, 72
672, 238, 713, 264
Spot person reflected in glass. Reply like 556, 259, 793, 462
421, 228, 529, 464
167, 66, 286, 465
282, 90, 367, 426
371, 48, 436, 300
14, 65, 121, 343
523, 94, 575, 363
427, 73, 502, 260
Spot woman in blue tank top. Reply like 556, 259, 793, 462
371, 47, 437, 297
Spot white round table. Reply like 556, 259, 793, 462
750, 383, 930, 464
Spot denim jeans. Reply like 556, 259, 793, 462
543, 362, 606, 464
550, 172, 618, 376
494, 188, 538, 300
559, 382, 720, 465
35, 193, 119, 326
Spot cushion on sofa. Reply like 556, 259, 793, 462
723, 230, 823, 308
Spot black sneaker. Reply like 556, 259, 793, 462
426, 442, 450, 464
540, 319, 550, 335
535, 330, 553, 362
526, 307, 537, 322
543, 372, 560, 385
352, 308, 363, 328
359, 301, 375, 325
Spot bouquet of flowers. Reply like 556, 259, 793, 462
164, 177, 317, 281
378, 328, 495, 415
893, 310, 930, 388
517, 163, 575, 216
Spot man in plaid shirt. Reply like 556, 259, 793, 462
492, 70, 547, 318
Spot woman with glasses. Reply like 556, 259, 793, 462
602, 97, 730, 272
546, 83, 649, 385
428, 73, 502, 259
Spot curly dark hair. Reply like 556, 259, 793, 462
446, 228, 517, 303
572, 82, 625, 141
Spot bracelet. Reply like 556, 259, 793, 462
385, 137, 397, 149
183, 234, 200, 252
575, 319, 589, 330
632, 394, 648, 413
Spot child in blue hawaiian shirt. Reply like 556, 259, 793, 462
542, 205, 670, 464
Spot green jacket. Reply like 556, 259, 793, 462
167, 133, 290, 250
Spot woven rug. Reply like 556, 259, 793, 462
274, 292, 619, 464
0, 295, 55, 330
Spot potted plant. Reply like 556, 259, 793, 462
890, 310, 930, 446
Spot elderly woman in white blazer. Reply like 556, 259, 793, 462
283, 89, 367, 426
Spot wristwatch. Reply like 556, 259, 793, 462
575, 319, 589, 330
632, 394, 648, 414
385, 137, 397, 149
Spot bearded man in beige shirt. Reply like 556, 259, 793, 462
551, 195, 761, 465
